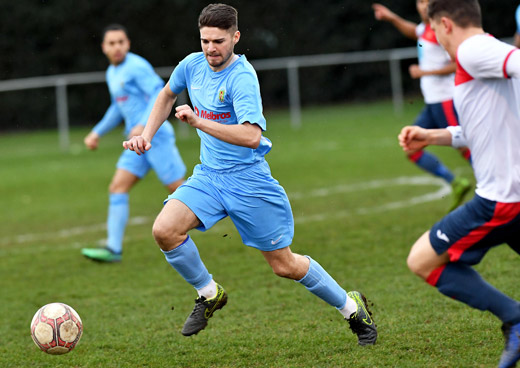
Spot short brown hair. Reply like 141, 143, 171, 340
198, 3, 238, 32
102, 24, 129, 41
428, 0, 482, 28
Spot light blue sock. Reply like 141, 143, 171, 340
297, 256, 347, 309
161, 236, 212, 289
106, 192, 129, 255
415, 151, 455, 183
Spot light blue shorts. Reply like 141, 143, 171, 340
165, 160, 294, 251
117, 132, 186, 185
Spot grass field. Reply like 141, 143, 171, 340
0, 100, 514, 367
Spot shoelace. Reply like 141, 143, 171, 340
188, 297, 208, 317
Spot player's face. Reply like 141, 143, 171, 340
430, 17, 454, 59
200, 27, 240, 72
102, 30, 130, 66
416, 0, 429, 23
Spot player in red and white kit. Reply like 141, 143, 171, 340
373, 0, 472, 211
399, 1, 520, 366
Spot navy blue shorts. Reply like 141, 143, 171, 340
414, 100, 459, 129
430, 194, 520, 265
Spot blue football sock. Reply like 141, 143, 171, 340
106, 192, 129, 255
297, 256, 347, 309
414, 151, 455, 183
161, 236, 212, 290
434, 263, 520, 324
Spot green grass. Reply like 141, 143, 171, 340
0, 99, 511, 367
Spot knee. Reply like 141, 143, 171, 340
265, 252, 309, 280
407, 252, 425, 278
270, 262, 295, 279
406, 231, 448, 281
109, 182, 126, 193
272, 265, 293, 279
407, 251, 440, 281
152, 219, 182, 250
151, 221, 168, 245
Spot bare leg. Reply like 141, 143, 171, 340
407, 231, 450, 280
152, 199, 200, 251
261, 246, 310, 280
109, 168, 140, 193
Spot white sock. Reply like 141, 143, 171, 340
339, 294, 358, 319
197, 279, 217, 299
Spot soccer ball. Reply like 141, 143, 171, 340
30, 302, 83, 355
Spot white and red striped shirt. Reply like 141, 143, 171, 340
416, 23, 454, 103
454, 34, 520, 202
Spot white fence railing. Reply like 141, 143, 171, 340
0, 46, 425, 151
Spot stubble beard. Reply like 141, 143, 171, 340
207, 49, 233, 69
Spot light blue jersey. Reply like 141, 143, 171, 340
93, 52, 173, 139
516, 5, 520, 34
169, 52, 271, 170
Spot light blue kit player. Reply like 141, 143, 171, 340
515, 4, 520, 48
82, 24, 186, 263
123, 4, 377, 345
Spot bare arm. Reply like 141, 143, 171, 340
398, 126, 453, 153
123, 82, 177, 154
85, 102, 123, 150
409, 61, 457, 79
175, 104, 261, 148
515, 33, 520, 48
372, 3, 417, 40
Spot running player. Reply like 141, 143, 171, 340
399, 0, 520, 366
123, 4, 377, 345
373, 0, 471, 211
82, 24, 186, 263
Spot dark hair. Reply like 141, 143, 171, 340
102, 24, 129, 41
198, 3, 238, 32
428, 0, 482, 28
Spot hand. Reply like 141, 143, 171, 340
398, 126, 430, 153
372, 3, 395, 22
128, 124, 145, 138
122, 135, 151, 155
84, 132, 100, 150
175, 104, 200, 128
409, 64, 424, 79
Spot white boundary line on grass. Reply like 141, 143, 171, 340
293, 175, 451, 224
0, 175, 450, 248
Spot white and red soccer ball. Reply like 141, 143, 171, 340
30, 302, 83, 355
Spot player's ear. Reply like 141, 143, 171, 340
441, 17, 452, 33
233, 30, 240, 45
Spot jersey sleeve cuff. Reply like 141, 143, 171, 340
446, 126, 467, 148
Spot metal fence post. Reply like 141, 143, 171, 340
55, 78, 70, 151
389, 56, 404, 116
287, 61, 302, 129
